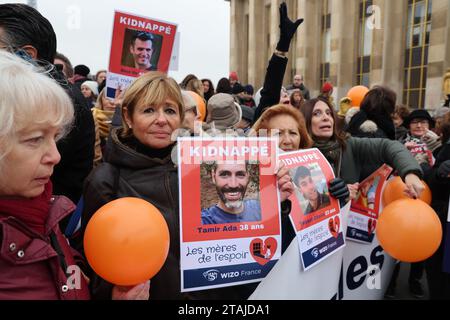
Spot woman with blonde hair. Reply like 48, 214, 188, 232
80, 71, 293, 299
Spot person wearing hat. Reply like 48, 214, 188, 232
72, 64, 90, 90
229, 71, 239, 89
318, 82, 335, 109
81, 80, 99, 108
241, 84, 256, 108
206, 93, 242, 132
387, 108, 441, 299
234, 105, 255, 134
402, 109, 441, 156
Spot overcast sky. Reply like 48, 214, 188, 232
0, 0, 230, 85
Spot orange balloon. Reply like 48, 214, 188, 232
347, 86, 369, 107
382, 176, 432, 206
377, 199, 442, 262
188, 91, 206, 122
84, 198, 170, 286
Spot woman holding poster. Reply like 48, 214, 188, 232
300, 98, 424, 199
252, 104, 350, 253
80, 71, 293, 300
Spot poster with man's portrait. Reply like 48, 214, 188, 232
106, 11, 177, 99
347, 164, 393, 244
178, 137, 281, 292
200, 162, 261, 225
279, 149, 343, 271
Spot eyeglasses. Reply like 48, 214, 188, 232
410, 120, 429, 126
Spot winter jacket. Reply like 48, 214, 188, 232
254, 54, 288, 122
328, 137, 423, 184
49, 66, 95, 205
424, 141, 450, 299
345, 108, 392, 140
286, 84, 311, 100
80, 128, 252, 300
0, 196, 90, 300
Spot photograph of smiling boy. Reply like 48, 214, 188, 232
293, 164, 330, 215
121, 29, 163, 71
201, 162, 261, 225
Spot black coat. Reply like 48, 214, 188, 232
425, 141, 450, 299
49, 67, 95, 204
80, 128, 253, 300
253, 54, 288, 122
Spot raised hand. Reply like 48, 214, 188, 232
276, 2, 304, 52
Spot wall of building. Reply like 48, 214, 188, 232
229, 0, 450, 109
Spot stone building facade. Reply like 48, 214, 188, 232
229, 0, 450, 109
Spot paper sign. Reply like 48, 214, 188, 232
346, 164, 393, 244
178, 137, 281, 292
279, 149, 344, 271
106, 11, 177, 99
410, 143, 435, 167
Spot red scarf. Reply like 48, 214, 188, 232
0, 182, 52, 235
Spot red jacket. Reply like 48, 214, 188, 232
0, 196, 90, 300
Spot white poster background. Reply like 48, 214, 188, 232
250, 201, 397, 300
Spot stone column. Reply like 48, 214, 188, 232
380, 0, 407, 99
425, 0, 450, 109
230, 0, 247, 83
296, 0, 322, 97
329, 0, 359, 101
248, 0, 265, 88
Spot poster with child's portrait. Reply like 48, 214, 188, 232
279, 149, 343, 271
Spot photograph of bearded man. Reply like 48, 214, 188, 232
201, 162, 261, 225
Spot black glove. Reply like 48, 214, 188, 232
437, 160, 450, 178
276, 2, 304, 52
329, 178, 349, 201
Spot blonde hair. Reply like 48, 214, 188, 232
121, 72, 184, 138
0, 51, 74, 166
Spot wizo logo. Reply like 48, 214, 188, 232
203, 269, 220, 282
311, 248, 319, 258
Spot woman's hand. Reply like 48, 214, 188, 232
422, 130, 442, 152
276, 2, 304, 52
404, 174, 425, 199
277, 162, 294, 202
112, 280, 150, 300
404, 141, 417, 150
347, 183, 360, 201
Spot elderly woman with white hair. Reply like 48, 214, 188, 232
0, 51, 145, 300
0, 51, 91, 299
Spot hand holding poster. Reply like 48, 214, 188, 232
106, 11, 177, 98
346, 164, 393, 244
178, 137, 281, 292
279, 149, 344, 271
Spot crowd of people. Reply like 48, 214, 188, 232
0, 2, 449, 300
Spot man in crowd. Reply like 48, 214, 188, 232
287, 74, 310, 100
